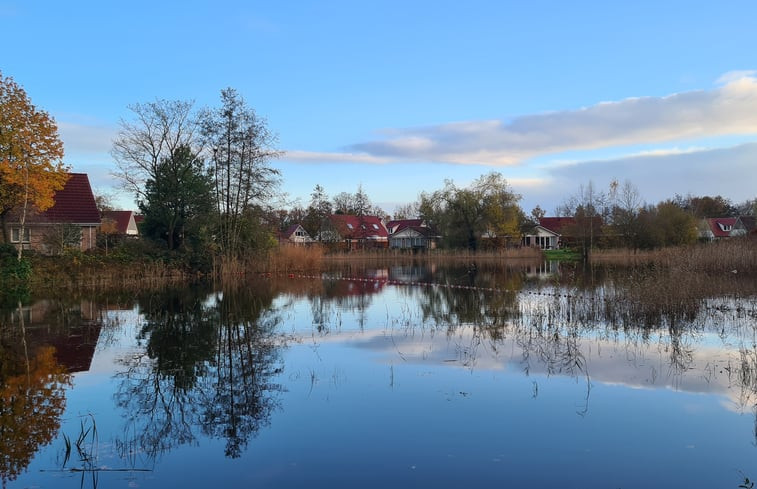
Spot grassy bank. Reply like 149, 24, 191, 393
3, 238, 754, 294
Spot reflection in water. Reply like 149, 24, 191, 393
2, 260, 757, 487
114, 283, 284, 462
283, 262, 757, 423
0, 305, 72, 485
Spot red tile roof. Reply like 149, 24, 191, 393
387, 219, 424, 233
538, 217, 576, 234
706, 217, 737, 238
101, 210, 135, 234
28, 173, 101, 225
539, 216, 602, 236
329, 215, 388, 239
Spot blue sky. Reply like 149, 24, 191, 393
2, 0, 756, 215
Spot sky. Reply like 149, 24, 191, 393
2, 0, 757, 216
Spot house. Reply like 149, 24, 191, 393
101, 210, 139, 237
732, 216, 756, 237
3, 173, 101, 253
387, 219, 440, 250
699, 217, 738, 241
522, 224, 562, 249
321, 214, 388, 250
522, 216, 603, 249
278, 224, 313, 245
522, 217, 575, 249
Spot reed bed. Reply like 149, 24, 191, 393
590, 238, 757, 274
30, 258, 192, 291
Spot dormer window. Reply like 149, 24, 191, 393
346, 223, 353, 230
372, 224, 379, 230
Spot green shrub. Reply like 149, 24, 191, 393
0, 243, 31, 282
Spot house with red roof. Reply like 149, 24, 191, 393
386, 219, 440, 250
321, 214, 388, 250
3, 173, 101, 253
101, 210, 139, 236
523, 216, 603, 249
699, 217, 738, 241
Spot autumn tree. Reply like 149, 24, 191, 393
0, 345, 71, 484
673, 194, 737, 218
420, 172, 523, 250
200, 88, 281, 255
0, 72, 68, 259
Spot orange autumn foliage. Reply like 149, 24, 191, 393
0, 346, 71, 483
0, 71, 68, 223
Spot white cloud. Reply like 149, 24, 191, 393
536, 142, 757, 208
716, 70, 757, 85
284, 150, 394, 164
286, 73, 757, 166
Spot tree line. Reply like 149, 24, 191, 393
2, 71, 756, 266
274, 174, 755, 252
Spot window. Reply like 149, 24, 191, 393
346, 223, 354, 230
11, 227, 30, 243
372, 224, 379, 230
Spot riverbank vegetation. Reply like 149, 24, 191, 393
1, 73, 756, 294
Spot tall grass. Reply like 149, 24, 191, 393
590, 238, 757, 273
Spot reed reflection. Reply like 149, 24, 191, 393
285, 262, 757, 423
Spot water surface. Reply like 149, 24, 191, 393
2, 262, 757, 488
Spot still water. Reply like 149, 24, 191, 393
2, 262, 757, 488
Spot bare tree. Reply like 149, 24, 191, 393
200, 88, 281, 255
112, 99, 199, 202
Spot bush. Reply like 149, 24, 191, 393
0, 243, 31, 282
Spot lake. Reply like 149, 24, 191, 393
2, 261, 757, 488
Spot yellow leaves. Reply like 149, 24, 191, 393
0, 71, 68, 214
0, 346, 71, 482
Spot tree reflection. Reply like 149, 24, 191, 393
0, 338, 70, 485
115, 283, 284, 462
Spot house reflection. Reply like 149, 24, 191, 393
523, 260, 560, 279
6, 299, 103, 373
0, 299, 99, 484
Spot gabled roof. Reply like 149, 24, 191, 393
391, 226, 440, 238
706, 217, 737, 238
735, 216, 756, 232
528, 225, 561, 237
279, 224, 311, 240
329, 214, 388, 239
538, 217, 575, 234
386, 219, 441, 238
539, 216, 602, 236
28, 173, 101, 225
102, 210, 136, 234
387, 219, 424, 233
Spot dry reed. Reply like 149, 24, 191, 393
590, 238, 757, 274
